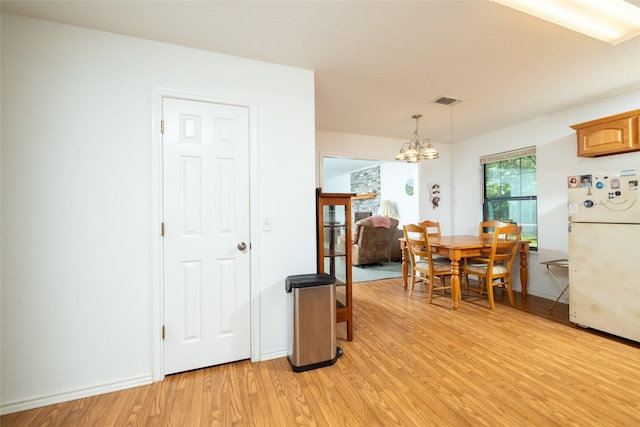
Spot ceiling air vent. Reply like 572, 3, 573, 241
432, 96, 462, 106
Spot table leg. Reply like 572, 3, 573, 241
401, 240, 408, 290
520, 248, 529, 298
450, 258, 460, 311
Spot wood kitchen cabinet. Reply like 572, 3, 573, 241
571, 109, 640, 158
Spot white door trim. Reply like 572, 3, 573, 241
150, 87, 261, 381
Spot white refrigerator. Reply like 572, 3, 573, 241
567, 169, 640, 342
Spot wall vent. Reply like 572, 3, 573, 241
432, 96, 462, 106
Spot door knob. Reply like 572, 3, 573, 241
237, 242, 247, 251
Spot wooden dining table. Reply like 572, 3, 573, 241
399, 235, 530, 310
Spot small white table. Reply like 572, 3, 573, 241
541, 259, 569, 311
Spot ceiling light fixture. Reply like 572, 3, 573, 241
493, 0, 640, 45
395, 114, 439, 163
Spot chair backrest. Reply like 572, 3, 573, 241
403, 223, 436, 269
487, 224, 522, 269
419, 220, 441, 238
479, 220, 509, 239
353, 216, 399, 246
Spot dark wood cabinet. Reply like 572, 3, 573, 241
316, 188, 355, 341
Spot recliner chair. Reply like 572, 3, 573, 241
349, 215, 400, 266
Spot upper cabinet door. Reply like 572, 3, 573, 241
571, 109, 640, 158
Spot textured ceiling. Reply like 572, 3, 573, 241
2, 0, 640, 145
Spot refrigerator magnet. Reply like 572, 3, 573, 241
568, 176, 579, 188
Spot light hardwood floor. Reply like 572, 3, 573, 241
3, 278, 639, 426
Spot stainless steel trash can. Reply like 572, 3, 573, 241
285, 273, 342, 372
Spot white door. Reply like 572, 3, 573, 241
162, 97, 251, 375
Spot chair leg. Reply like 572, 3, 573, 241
506, 278, 515, 306
429, 276, 453, 303
410, 273, 416, 296
487, 282, 496, 310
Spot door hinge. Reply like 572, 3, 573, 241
162, 325, 165, 340
160, 119, 165, 135
161, 222, 165, 237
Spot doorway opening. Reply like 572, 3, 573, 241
321, 155, 419, 226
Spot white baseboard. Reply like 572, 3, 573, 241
260, 349, 288, 362
0, 374, 153, 416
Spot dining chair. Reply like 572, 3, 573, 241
463, 224, 522, 309
419, 219, 441, 237
478, 220, 509, 239
403, 223, 452, 301
419, 220, 449, 263
467, 219, 511, 263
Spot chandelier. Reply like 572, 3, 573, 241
395, 114, 439, 163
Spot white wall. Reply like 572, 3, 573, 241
451, 90, 640, 301
380, 162, 419, 226
1, 14, 317, 413
316, 131, 453, 233
324, 173, 350, 193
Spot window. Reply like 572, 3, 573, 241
481, 148, 537, 250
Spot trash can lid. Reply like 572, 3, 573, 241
285, 273, 336, 292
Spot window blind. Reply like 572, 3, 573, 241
480, 146, 536, 165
